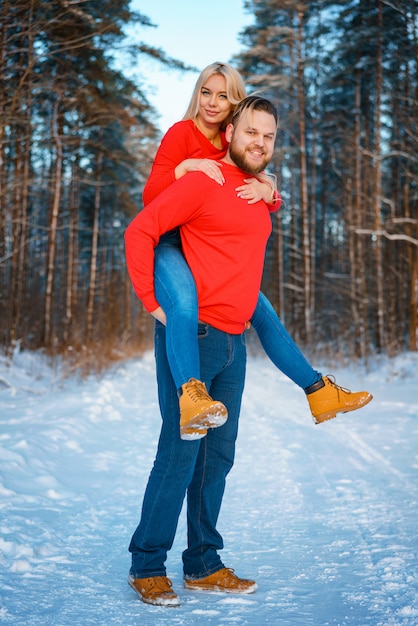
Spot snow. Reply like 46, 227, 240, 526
0, 347, 417, 625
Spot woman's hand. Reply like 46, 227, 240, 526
175, 159, 224, 185
151, 306, 167, 326
235, 178, 274, 205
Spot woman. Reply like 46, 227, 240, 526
140, 62, 372, 438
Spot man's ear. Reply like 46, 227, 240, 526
225, 123, 234, 143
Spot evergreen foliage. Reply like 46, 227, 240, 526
236, 0, 417, 356
0, 0, 180, 360
1, 0, 416, 364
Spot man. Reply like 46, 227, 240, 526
124, 96, 278, 606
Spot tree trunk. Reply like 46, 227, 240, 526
44, 99, 63, 346
373, 0, 385, 350
63, 164, 80, 344
86, 149, 103, 345
352, 67, 368, 359
297, 11, 311, 341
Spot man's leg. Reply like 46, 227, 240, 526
182, 325, 247, 578
128, 322, 201, 579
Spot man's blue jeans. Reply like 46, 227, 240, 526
154, 237, 321, 391
128, 321, 247, 579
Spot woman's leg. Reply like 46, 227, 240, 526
251, 291, 322, 390
154, 238, 200, 390
154, 236, 228, 437
251, 292, 373, 423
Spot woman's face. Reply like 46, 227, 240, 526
197, 74, 233, 127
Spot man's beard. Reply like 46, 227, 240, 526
228, 139, 269, 175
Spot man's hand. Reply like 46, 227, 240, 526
151, 306, 167, 326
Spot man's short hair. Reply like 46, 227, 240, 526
231, 95, 278, 127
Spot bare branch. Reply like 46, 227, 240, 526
352, 228, 418, 246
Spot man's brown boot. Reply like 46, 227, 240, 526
179, 378, 227, 440
306, 375, 373, 424
184, 567, 257, 594
128, 574, 180, 606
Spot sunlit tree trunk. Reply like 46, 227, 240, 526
86, 149, 103, 345
6, 2, 33, 347
373, 0, 385, 350
63, 163, 80, 344
44, 99, 63, 345
12, 11, 33, 346
352, 68, 368, 359
296, 10, 311, 341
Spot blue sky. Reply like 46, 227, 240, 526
128, 0, 253, 131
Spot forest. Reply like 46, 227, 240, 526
1, 0, 417, 368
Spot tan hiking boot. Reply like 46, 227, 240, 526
181, 426, 208, 441
307, 375, 373, 424
184, 567, 257, 594
179, 378, 228, 440
128, 574, 180, 606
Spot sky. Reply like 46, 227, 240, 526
127, 0, 254, 132
1, 347, 417, 624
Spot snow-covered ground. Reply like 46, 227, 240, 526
0, 346, 417, 625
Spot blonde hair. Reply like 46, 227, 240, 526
183, 62, 247, 129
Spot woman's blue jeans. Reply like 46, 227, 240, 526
129, 321, 247, 578
154, 232, 200, 390
251, 291, 321, 389
154, 237, 321, 391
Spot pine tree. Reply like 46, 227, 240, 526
236, 0, 418, 356
0, 0, 179, 358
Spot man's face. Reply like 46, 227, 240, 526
224, 109, 277, 174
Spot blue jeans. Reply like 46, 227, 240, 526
154, 232, 200, 389
251, 292, 321, 389
129, 321, 246, 579
154, 239, 321, 391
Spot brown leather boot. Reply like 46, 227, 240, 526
306, 375, 373, 424
184, 567, 257, 594
179, 378, 227, 440
128, 575, 180, 606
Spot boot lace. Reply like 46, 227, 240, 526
145, 576, 174, 593
221, 568, 238, 581
217, 568, 253, 587
185, 379, 210, 402
326, 375, 352, 395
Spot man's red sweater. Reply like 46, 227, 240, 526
125, 162, 276, 335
